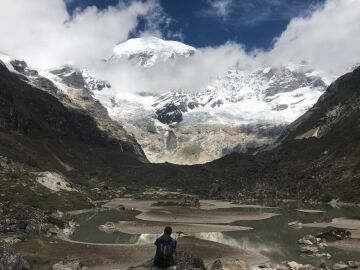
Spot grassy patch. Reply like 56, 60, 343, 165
295, 128, 318, 140
24, 255, 50, 268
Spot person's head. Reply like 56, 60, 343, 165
164, 226, 172, 236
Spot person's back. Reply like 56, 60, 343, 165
154, 226, 177, 268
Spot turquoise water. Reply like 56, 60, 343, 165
71, 202, 360, 264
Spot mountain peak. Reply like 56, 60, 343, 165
111, 37, 196, 67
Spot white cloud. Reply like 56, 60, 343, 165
203, 0, 233, 20
262, 0, 360, 80
99, 0, 360, 94
0, 0, 359, 94
0, 0, 162, 68
94, 42, 253, 94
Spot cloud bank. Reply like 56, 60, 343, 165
264, 0, 360, 80
94, 42, 253, 94
0, 0, 161, 68
0, 0, 359, 93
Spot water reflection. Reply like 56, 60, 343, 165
195, 232, 283, 256
71, 203, 360, 265
136, 234, 160, 244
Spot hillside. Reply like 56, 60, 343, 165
0, 59, 359, 207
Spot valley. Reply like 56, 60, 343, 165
0, 34, 360, 270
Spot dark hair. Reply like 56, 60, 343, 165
164, 226, 172, 235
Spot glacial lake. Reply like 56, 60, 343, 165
71, 202, 360, 265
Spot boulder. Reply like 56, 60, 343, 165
347, 261, 360, 268
175, 251, 205, 269
332, 261, 360, 270
317, 227, 351, 241
0, 240, 30, 270
299, 246, 319, 254
207, 260, 223, 270
223, 260, 247, 270
298, 239, 314, 246
207, 259, 246, 270
332, 262, 349, 270
52, 257, 87, 270
288, 221, 303, 229
26, 222, 41, 234
297, 235, 321, 246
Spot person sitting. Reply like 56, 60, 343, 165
153, 226, 177, 268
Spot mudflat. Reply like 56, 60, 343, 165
100, 220, 252, 234
102, 198, 279, 224
15, 236, 268, 270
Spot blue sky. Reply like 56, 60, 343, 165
1, 0, 359, 82
66, 0, 325, 49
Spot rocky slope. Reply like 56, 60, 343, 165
206, 66, 360, 202
0, 38, 328, 165
0, 58, 152, 210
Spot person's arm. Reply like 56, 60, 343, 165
173, 239, 177, 250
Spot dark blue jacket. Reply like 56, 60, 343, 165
154, 235, 177, 268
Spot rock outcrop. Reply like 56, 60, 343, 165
0, 241, 30, 270
316, 227, 351, 241
52, 257, 87, 270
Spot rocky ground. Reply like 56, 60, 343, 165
295, 227, 352, 259
1, 196, 360, 270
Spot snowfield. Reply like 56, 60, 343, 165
36, 172, 77, 192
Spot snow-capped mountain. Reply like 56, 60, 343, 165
0, 37, 328, 165
90, 38, 328, 164
152, 66, 326, 126
109, 36, 196, 67
96, 64, 326, 164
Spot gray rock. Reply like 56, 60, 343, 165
347, 261, 360, 268
52, 257, 87, 270
175, 251, 205, 269
207, 259, 223, 270
297, 235, 321, 246
299, 246, 319, 254
156, 104, 183, 125
26, 222, 41, 234
332, 262, 349, 270
317, 227, 351, 241
0, 240, 30, 270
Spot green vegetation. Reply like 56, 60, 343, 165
24, 255, 50, 268
295, 128, 318, 139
